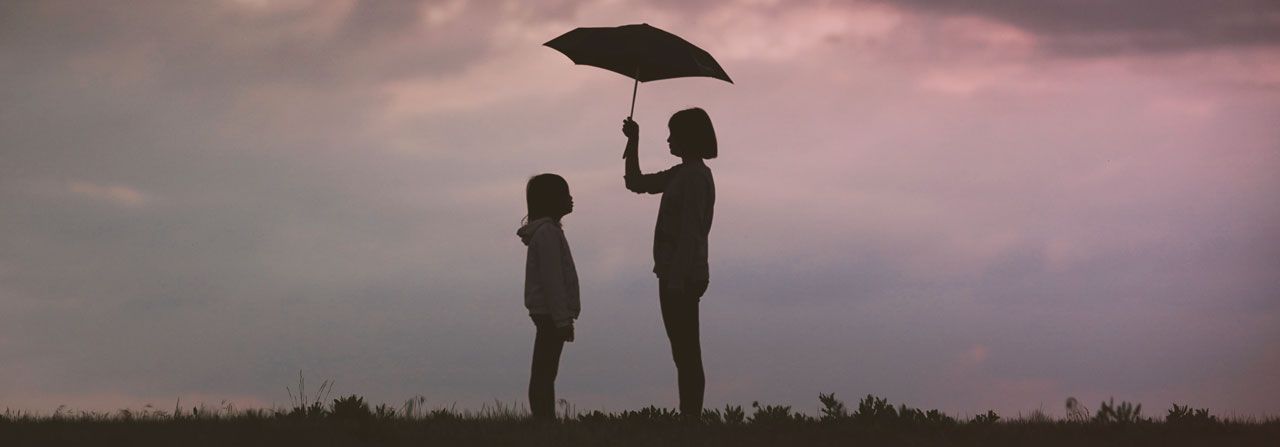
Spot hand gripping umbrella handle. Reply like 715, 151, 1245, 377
625, 67, 639, 159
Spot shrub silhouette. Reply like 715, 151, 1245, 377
818, 393, 848, 421
576, 410, 613, 424
1167, 404, 1218, 425
1094, 398, 1145, 424
854, 394, 897, 424
285, 371, 333, 419
699, 408, 723, 424
330, 395, 372, 422
891, 403, 955, 426
722, 404, 746, 425
748, 401, 807, 425
373, 404, 397, 421
801, 394, 958, 427
618, 405, 680, 423
971, 410, 1001, 425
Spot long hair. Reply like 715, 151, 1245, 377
669, 107, 717, 159
525, 173, 570, 224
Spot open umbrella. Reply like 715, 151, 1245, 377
544, 23, 733, 119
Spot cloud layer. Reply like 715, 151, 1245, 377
1, 0, 1278, 416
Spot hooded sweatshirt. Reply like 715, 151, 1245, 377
517, 217, 580, 327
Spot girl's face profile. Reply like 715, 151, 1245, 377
526, 174, 573, 221
667, 124, 683, 157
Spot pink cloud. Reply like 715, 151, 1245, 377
67, 182, 150, 208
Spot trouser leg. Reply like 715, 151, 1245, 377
660, 278, 708, 417
529, 315, 565, 421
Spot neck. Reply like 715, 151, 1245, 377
681, 156, 702, 165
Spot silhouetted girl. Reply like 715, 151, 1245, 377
621, 108, 716, 419
516, 173, 580, 422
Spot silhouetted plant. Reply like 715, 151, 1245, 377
181, 400, 239, 420
1167, 404, 1218, 425
620, 405, 679, 423
635, 405, 678, 422
1094, 398, 1145, 424
853, 394, 897, 424
576, 410, 613, 424
892, 403, 956, 426
921, 408, 957, 425
749, 401, 809, 425
700, 408, 724, 424
427, 406, 463, 422
401, 396, 428, 419
971, 410, 1001, 424
722, 405, 746, 425
373, 403, 397, 420
558, 398, 575, 421
477, 400, 524, 421
898, 405, 925, 424
1065, 397, 1090, 423
329, 395, 372, 422
285, 371, 333, 419
818, 393, 848, 422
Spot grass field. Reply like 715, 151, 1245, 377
2, 393, 1276, 446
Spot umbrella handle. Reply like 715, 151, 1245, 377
628, 73, 638, 119
625, 68, 639, 159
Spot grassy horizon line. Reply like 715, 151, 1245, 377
4, 392, 1276, 426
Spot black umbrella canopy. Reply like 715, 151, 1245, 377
544, 23, 733, 84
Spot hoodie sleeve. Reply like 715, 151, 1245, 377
533, 224, 575, 328
625, 166, 676, 195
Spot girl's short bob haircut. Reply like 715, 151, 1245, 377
526, 173, 571, 223
669, 107, 717, 159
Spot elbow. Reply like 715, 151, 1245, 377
623, 178, 644, 194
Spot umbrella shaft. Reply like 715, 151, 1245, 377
629, 76, 638, 118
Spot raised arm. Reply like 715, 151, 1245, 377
622, 118, 672, 194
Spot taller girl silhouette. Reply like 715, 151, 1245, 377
620, 108, 717, 419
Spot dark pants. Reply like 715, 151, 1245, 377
529, 314, 565, 421
659, 277, 709, 417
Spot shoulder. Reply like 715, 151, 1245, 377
681, 163, 712, 182
527, 220, 562, 243
655, 164, 683, 178
534, 221, 563, 239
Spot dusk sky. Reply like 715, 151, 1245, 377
2, 0, 1278, 417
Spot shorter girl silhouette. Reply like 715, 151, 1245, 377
516, 173, 580, 422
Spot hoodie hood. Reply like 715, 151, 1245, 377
517, 217, 557, 246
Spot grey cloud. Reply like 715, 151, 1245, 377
0, 0, 498, 97
884, 0, 1280, 55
